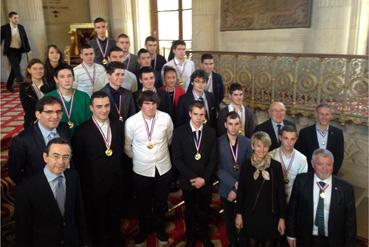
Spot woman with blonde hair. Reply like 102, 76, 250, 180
235, 131, 286, 246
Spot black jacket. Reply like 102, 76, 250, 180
1, 23, 31, 55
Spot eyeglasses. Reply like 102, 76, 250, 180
42, 110, 63, 116
49, 153, 71, 161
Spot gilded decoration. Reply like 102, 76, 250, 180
220, 0, 312, 31
190, 52, 368, 125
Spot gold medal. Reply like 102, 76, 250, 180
233, 163, 239, 171
284, 177, 289, 184
102, 58, 108, 65
203, 118, 208, 124
178, 79, 184, 86
105, 148, 113, 156
239, 129, 245, 136
320, 192, 325, 199
67, 120, 74, 129
147, 143, 154, 149
194, 153, 201, 160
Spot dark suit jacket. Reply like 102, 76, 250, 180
253, 119, 296, 151
1, 23, 31, 55
15, 169, 88, 246
19, 82, 55, 128
72, 118, 123, 197
171, 123, 217, 190
100, 84, 137, 122
123, 53, 139, 73
295, 124, 344, 175
133, 89, 174, 120
176, 91, 217, 128
217, 105, 255, 138
152, 54, 167, 72
287, 172, 356, 247
217, 135, 252, 199
8, 123, 70, 184
88, 37, 116, 65
187, 72, 224, 107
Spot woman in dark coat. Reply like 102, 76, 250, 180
44, 44, 66, 87
235, 131, 286, 246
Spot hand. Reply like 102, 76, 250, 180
235, 214, 243, 229
227, 190, 237, 202
278, 218, 286, 236
190, 177, 205, 189
287, 239, 296, 247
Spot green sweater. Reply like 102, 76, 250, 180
46, 89, 91, 134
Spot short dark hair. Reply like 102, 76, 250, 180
145, 36, 157, 43
137, 48, 150, 58
80, 44, 93, 54
279, 125, 298, 136
228, 83, 243, 95
117, 33, 129, 39
190, 69, 208, 83
201, 53, 214, 62
189, 101, 205, 112
224, 111, 241, 123
163, 66, 177, 78
138, 90, 161, 107
44, 137, 71, 155
94, 17, 106, 24
108, 46, 124, 57
36, 96, 62, 112
172, 40, 186, 50
106, 61, 125, 75
54, 64, 74, 78
90, 91, 109, 105
8, 11, 18, 18
139, 66, 155, 79
316, 102, 331, 112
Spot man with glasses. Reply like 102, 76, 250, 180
15, 137, 88, 246
8, 96, 70, 184
253, 101, 295, 151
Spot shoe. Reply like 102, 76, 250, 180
202, 238, 214, 247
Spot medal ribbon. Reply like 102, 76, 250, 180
173, 59, 187, 81
57, 90, 75, 121
317, 181, 329, 193
32, 82, 44, 99
318, 128, 328, 138
96, 38, 109, 59
279, 149, 295, 178
152, 54, 157, 70
193, 129, 203, 153
143, 114, 156, 143
124, 54, 131, 69
228, 137, 239, 164
114, 95, 122, 119
92, 116, 112, 149
81, 63, 96, 85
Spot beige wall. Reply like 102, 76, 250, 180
192, 0, 368, 55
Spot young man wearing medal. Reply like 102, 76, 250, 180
100, 61, 136, 123
116, 33, 139, 73
124, 90, 173, 246
217, 111, 252, 247
176, 69, 217, 128
135, 48, 163, 89
287, 149, 356, 247
162, 39, 195, 91
269, 125, 308, 202
295, 103, 344, 175
73, 44, 109, 96
46, 64, 91, 134
172, 101, 217, 247
88, 17, 115, 66
145, 36, 167, 73
217, 82, 255, 138
72, 91, 124, 246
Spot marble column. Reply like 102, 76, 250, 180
89, 0, 109, 21
192, 0, 217, 51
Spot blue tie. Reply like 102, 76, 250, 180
315, 181, 326, 236
47, 131, 57, 144
55, 176, 65, 216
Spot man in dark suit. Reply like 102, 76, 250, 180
253, 101, 295, 151
187, 53, 224, 107
15, 138, 88, 246
100, 61, 136, 122
116, 33, 139, 73
1, 11, 31, 91
287, 148, 356, 247
145, 36, 167, 72
295, 103, 344, 175
172, 101, 217, 247
133, 66, 173, 118
135, 48, 163, 89
217, 82, 255, 138
176, 69, 218, 128
8, 96, 70, 184
72, 91, 124, 246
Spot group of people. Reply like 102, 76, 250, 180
2, 12, 357, 247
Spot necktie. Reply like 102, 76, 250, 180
315, 181, 326, 236
277, 124, 282, 142
55, 176, 65, 216
47, 131, 57, 143
198, 96, 204, 103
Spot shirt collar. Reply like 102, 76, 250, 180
271, 119, 283, 126
44, 166, 64, 183
316, 124, 329, 132
192, 90, 205, 99
314, 173, 332, 186
228, 103, 244, 112
142, 87, 157, 93
10, 23, 18, 29
174, 57, 185, 65
190, 120, 203, 132
38, 122, 57, 137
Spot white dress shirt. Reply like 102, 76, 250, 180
313, 174, 332, 237
124, 110, 173, 177
73, 62, 108, 96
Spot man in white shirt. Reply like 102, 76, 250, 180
73, 44, 108, 96
269, 125, 308, 202
124, 90, 173, 247
116, 33, 139, 73
163, 40, 195, 91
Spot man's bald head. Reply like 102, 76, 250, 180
268, 101, 286, 123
